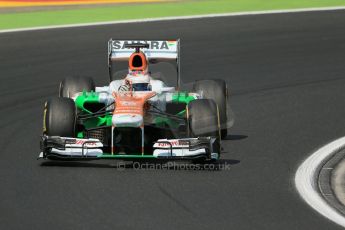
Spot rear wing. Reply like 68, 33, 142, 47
108, 39, 181, 87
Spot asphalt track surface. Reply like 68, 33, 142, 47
1, 10, 345, 230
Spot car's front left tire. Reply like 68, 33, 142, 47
187, 99, 221, 161
193, 79, 229, 139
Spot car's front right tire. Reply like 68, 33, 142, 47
59, 76, 95, 98
43, 97, 76, 137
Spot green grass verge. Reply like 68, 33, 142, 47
1, 0, 345, 30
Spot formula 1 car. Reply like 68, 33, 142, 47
39, 39, 232, 162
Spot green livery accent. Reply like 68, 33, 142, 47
153, 92, 195, 128
83, 116, 111, 129
75, 91, 99, 113
172, 92, 196, 104
98, 154, 157, 159
75, 91, 112, 130
177, 109, 186, 117
73, 91, 196, 140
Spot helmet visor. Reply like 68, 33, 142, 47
132, 83, 150, 91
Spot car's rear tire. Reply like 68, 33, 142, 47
59, 76, 95, 98
193, 79, 228, 139
187, 99, 221, 161
43, 97, 76, 137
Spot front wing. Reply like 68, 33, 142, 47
39, 136, 219, 161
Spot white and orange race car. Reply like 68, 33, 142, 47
39, 39, 232, 162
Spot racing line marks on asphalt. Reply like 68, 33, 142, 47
1, 6, 345, 33
295, 137, 345, 228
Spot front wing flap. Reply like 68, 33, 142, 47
153, 137, 219, 160
39, 136, 103, 159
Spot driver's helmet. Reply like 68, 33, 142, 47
125, 73, 151, 91
124, 51, 151, 91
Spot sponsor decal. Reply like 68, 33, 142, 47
121, 101, 139, 106
157, 140, 189, 147
167, 40, 177, 47
112, 40, 174, 50
75, 140, 98, 146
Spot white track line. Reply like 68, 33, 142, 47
1, 6, 345, 33
295, 137, 345, 228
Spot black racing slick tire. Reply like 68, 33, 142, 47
59, 76, 95, 98
193, 79, 228, 139
43, 97, 76, 137
187, 99, 221, 157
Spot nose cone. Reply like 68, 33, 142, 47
112, 114, 143, 127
